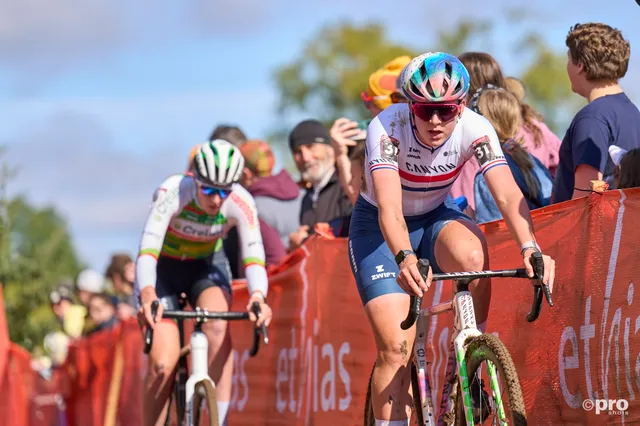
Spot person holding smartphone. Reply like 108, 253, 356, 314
330, 118, 368, 206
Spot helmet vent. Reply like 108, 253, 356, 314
425, 79, 435, 97
410, 80, 421, 98
453, 79, 463, 95
445, 61, 453, 77
419, 64, 428, 81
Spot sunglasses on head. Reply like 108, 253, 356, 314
360, 91, 408, 105
410, 102, 461, 122
198, 184, 232, 198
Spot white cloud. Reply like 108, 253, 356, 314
0, 1, 138, 76
3, 109, 180, 268
0, 88, 280, 149
0, 1, 127, 50
0, 87, 298, 269
0, 0, 281, 80
186, 0, 277, 35
5, 111, 179, 227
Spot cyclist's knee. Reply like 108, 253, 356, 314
148, 356, 176, 378
146, 324, 180, 379
201, 319, 229, 344
463, 248, 487, 271
148, 346, 180, 378
376, 338, 412, 369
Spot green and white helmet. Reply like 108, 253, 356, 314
192, 139, 245, 188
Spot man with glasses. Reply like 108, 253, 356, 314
135, 139, 272, 426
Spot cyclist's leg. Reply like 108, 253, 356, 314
364, 294, 416, 422
419, 200, 490, 325
143, 310, 180, 426
349, 196, 426, 423
142, 256, 208, 426
188, 250, 233, 425
141, 274, 182, 426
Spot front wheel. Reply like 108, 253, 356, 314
192, 380, 218, 426
455, 334, 527, 426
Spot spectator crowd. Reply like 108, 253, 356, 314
41, 21, 640, 369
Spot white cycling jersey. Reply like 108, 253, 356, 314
135, 174, 268, 297
362, 103, 508, 216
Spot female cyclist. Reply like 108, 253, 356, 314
347, 52, 556, 425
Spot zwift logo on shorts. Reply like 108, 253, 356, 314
370, 265, 396, 281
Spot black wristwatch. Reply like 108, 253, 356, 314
395, 249, 416, 266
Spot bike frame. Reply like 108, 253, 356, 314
143, 302, 268, 426
185, 318, 215, 426
403, 259, 551, 426
412, 279, 500, 426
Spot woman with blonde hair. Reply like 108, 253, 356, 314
505, 76, 526, 101
471, 86, 553, 223
450, 52, 561, 214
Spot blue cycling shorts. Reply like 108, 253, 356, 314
348, 195, 469, 306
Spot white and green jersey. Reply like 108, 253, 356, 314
135, 173, 268, 296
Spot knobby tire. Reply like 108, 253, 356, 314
455, 334, 527, 426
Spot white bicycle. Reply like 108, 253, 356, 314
144, 298, 268, 426
364, 252, 553, 425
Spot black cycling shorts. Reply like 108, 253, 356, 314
155, 249, 232, 311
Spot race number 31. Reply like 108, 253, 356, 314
380, 135, 399, 162
472, 136, 497, 166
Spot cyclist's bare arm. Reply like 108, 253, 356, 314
483, 165, 555, 289
483, 166, 535, 241
135, 175, 182, 326
372, 170, 410, 257
368, 131, 429, 296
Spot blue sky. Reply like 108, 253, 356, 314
1, 1, 639, 274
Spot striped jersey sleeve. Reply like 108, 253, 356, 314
366, 115, 400, 174
466, 118, 508, 176
225, 186, 269, 297
134, 174, 183, 294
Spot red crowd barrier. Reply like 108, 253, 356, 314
1, 188, 640, 425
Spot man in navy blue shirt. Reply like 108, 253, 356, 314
553, 22, 640, 203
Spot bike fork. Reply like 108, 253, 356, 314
450, 291, 483, 426
185, 326, 214, 425
436, 340, 458, 426
485, 361, 507, 424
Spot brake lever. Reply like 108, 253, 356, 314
526, 252, 554, 323
400, 259, 429, 330
531, 252, 554, 307
251, 301, 269, 344
143, 300, 160, 354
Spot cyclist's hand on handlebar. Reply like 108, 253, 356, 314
396, 255, 431, 297
247, 292, 272, 327
522, 248, 555, 293
138, 287, 163, 329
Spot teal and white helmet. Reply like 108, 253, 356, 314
192, 139, 245, 188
